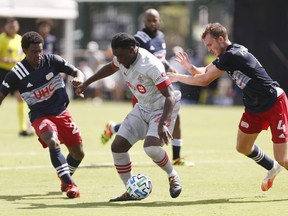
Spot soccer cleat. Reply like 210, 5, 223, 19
109, 192, 140, 202
261, 161, 283, 191
169, 175, 182, 198
19, 130, 34, 137
101, 121, 115, 145
66, 185, 80, 198
172, 158, 195, 167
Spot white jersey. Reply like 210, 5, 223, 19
112, 47, 180, 111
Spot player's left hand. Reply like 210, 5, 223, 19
158, 124, 173, 145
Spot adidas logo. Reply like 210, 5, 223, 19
279, 133, 286, 139
27, 82, 33, 88
2, 81, 10, 88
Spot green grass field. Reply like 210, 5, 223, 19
1, 96, 288, 216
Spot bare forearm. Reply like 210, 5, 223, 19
172, 73, 209, 86
160, 95, 176, 125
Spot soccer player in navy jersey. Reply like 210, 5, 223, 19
76, 32, 182, 202
168, 22, 288, 191
101, 8, 194, 167
0, 31, 85, 198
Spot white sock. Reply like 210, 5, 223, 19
144, 146, 177, 178
112, 152, 132, 185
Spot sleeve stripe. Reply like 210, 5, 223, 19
156, 79, 171, 90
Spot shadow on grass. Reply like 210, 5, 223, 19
5, 195, 288, 209
0, 192, 65, 201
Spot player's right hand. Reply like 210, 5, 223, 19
75, 83, 87, 98
175, 52, 192, 71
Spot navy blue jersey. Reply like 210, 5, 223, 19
0, 54, 75, 122
134, 28, 167, 61
213, 43, 279, 113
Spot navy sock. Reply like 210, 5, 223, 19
172, 146, 181, 160
49, 148, 73, 185
114, 123, 121, 133
247, 145, 274, 170
66, 153, 82, 176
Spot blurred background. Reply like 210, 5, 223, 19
0, 0, 287, 106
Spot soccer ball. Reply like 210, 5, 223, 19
126, 174, 152, 199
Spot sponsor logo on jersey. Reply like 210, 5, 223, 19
33, 82, 56, 99
136, 84, 146, 94
46, 72, 54, 80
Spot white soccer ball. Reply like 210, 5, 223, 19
126, 173, 152, 199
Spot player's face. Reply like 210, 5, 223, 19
5, 21, 19, 37
144, 14, 160, 34
23, 43, 43, 69
203, 34, 226, 57
113, 46, 137, 68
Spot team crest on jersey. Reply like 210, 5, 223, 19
46, 72, 54, 80
136, 84, 146, 94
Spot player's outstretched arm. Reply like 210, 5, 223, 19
75, 62, 117, 97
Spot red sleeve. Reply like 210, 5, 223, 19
156, 79, 171, 90
132, 95, 138, 107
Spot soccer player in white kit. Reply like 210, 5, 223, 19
75, 32, 182, 201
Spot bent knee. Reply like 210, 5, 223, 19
276, 159, 288, 169
144, 146, 160, 158
235, 145, 252, 156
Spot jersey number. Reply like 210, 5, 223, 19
277, 120, 286, 132
70, 122, 79, 134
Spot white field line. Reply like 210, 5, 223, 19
0, 150, 242, 170
0, 160, 244, 171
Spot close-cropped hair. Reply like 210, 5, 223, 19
111, 32, 139, 49
201, 22, 228, 40
21, 31, 44, 50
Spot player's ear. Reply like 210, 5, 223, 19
22, 48, 27, 55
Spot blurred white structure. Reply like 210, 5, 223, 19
0, 0, 78, 63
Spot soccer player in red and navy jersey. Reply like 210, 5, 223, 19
168, 22, 288, 192
0, 31, 85, 198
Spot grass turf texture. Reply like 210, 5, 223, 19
1, 96, 288, 216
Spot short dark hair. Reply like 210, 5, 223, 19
111, 32, 139, 49
21, 31, 43, 50
201, 22, 228, 40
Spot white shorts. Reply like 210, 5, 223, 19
117, 101, 181, 145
